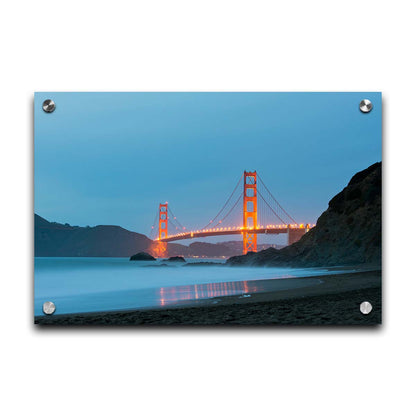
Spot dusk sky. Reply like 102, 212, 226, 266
35, 92, 381, 241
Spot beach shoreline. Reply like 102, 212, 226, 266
35, 270, 381, 326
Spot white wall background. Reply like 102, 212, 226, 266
1, 1, 414, 415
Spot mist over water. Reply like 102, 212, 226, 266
34, 258, 348, 315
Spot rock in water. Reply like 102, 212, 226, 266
130, 252, 156, 261
227, 162, 381, 268
163, 256, 186, 263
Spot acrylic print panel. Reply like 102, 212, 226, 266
34, 92, 382, 325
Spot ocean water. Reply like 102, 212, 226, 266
34, 257, 348, 316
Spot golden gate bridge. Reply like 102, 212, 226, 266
149, 171, 314, 257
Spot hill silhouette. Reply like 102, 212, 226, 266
35, 214, 152, 257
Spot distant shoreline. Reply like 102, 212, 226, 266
35, 270, 381, 325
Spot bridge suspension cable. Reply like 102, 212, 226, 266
168, 206, 186, 230
168, 217, 181, 232
201, 173, 243, 230
149, 210, 159, 240
257, 173, 298, 224
257, 188, 287, 225
209, 192, 243, 229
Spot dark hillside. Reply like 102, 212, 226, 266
35, 214, 152, 257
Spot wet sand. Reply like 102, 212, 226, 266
35, 270, 381, 326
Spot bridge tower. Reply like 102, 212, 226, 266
158, 203, 168, 240
243, 171, 258, 254
154, 203, 168, 257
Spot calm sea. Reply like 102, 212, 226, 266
34, 257, 347, 316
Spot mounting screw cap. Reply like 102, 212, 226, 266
359, 99, 373, 113
42, 99, 56, 113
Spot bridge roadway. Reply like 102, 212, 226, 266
158, 225, 311, 243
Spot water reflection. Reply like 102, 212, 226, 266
158, 280, 263, 307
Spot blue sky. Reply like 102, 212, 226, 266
35, 92, 381, 240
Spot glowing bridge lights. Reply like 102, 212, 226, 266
156, 222, 311, 242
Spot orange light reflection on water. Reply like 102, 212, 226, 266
160, 287, 165, 306
158, 280, 262, 307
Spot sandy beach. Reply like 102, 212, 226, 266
35, 270, 381, 326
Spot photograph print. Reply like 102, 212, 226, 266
34, 92, 382, 325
